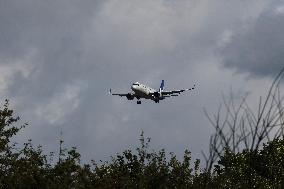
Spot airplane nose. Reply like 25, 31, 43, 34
131, 84, 137, 90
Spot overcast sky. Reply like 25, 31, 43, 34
1, 0, 284, 163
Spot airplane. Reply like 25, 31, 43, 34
109, 80, 195, 104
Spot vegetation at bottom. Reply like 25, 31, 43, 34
0, 100, 284, 189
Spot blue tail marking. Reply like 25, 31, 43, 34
159, 80, 164, 90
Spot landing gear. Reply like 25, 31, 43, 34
137, 101, 141, 104
154, 100, 159, 103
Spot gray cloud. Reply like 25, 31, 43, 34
220, 1, 284, 77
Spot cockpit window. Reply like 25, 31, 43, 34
132, 83, 139, 86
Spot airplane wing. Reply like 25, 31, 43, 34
109, 89, 128, 97
161, 85, 195, 96
109, 89, 136, 101
111, 93, 129, 97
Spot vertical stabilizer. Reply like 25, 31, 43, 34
159, 80, 165, 92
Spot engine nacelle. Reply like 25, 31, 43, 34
126, 93, 134, 100
153, 92, 160, 98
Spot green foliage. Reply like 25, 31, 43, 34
214, 139, 284, 188
91, 132, 203, 188
1, 99, 284, 188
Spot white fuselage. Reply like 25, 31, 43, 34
131, 82, 156, 99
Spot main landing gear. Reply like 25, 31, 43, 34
137, 100, 141, 104
154, 100, 159, 103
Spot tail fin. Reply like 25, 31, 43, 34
159, 80, 165, 92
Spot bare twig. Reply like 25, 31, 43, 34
204, 67, 284, 172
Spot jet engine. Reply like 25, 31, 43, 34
126, 93, 134, 100
153, 92, 161, 98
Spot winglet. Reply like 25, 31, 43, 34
109, 88, 112, 95
185, 84, 196, 91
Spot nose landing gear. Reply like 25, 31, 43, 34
137, 101, 141, 104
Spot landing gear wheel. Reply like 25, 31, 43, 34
137, 101, 141, 104
155, 100, 159, 103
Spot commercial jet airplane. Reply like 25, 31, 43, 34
109, 80, 195, 104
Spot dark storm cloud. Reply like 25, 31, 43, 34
0, 1, 99, 57
220, 1, 284, 77
0, 0, 102, 98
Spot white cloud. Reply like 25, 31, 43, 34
93, 0, 210, 53
35, 81, 87, 125
217, 30, 234, 48
274, 5, 284, 15
0, 49, 35, 95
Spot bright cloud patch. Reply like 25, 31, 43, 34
35, 81, 86, 125
0, 50, 35, 95
274, 5, 284, 15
